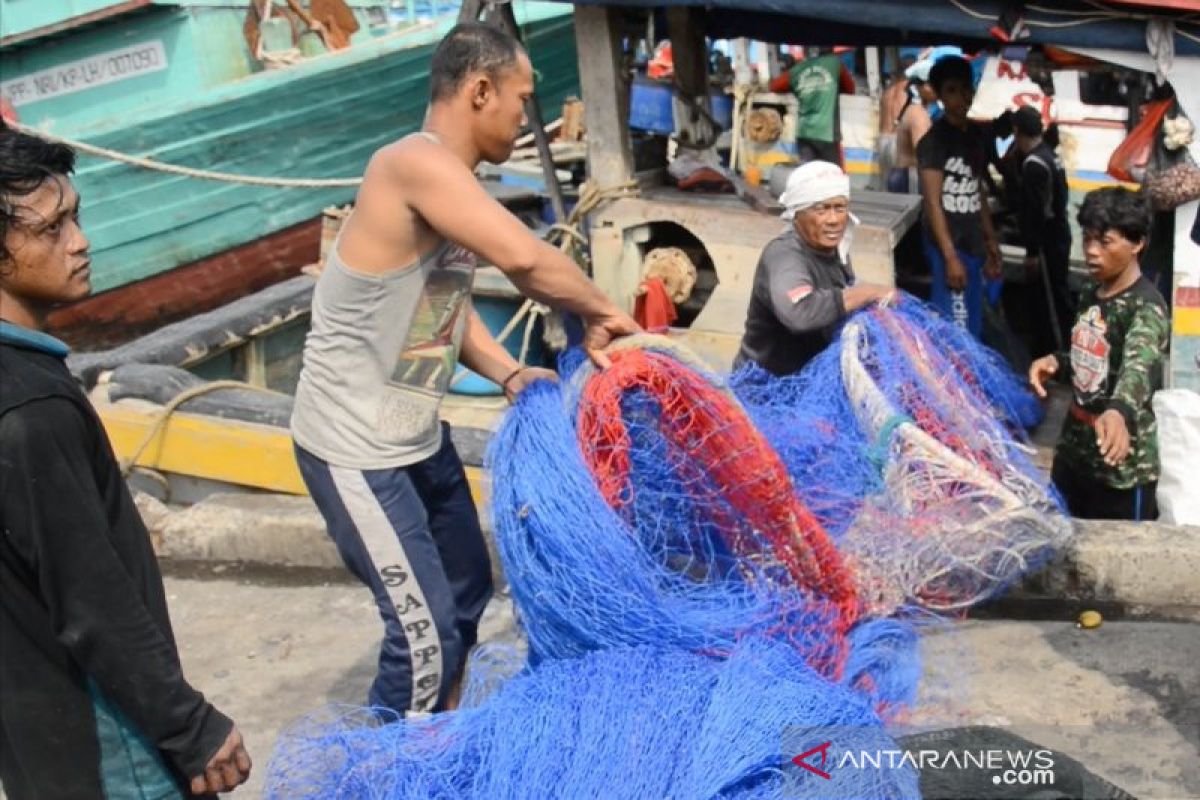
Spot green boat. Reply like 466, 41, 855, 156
0, 0, 579, 347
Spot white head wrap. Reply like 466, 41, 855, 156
905, 59, 934, 83
778, 161, 853, 221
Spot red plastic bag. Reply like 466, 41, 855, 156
647, 42, 674, 80
1107, 99, 1173, 182
634, 277, 677, 333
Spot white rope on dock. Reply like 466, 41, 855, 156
10, 121, 364, 188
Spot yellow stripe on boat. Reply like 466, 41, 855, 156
1174, 307, 1200, 336
98, 401, 487, 504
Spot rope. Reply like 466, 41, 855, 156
9, 122, 364, 188
728, 84, 753, 174
119, 380, 289, 477
545, 223, 587, 246
560, 179, 641, 238
867, 413, 912, 472
260, 48, 306, 68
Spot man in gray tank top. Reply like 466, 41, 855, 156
291, 22, 638, 717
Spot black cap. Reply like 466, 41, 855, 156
1013, 105, 1044, 137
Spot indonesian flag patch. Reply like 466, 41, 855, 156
787, 284, 814, 304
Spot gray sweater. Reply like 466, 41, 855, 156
736, 229, 854, 375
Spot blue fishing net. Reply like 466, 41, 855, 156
264, 638, 921, 800
266, 296, 1068, 797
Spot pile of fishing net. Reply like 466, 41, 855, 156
265, 638, 920, 799
731, 296, 1071, 614
266, 297, 1070, 798
494, 339, 922, 708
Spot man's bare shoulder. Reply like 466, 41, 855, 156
363, 135, 468, 185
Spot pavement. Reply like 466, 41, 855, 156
163, 564, 1198, 799
140, 486, 1200, 620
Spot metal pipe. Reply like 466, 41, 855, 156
495, 1, 568, 223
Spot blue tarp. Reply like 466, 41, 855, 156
557, 0, 1200, 57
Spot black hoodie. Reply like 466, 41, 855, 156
0, 322, 230, 799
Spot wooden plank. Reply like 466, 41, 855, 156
730, 175, 784, 215
666, 6, 716, 149
0, 0, 154, 48
574, 5, 634, 188
866, 46, 882, 99
457, 0, 484, 24
100, 403, 309, 495
766, 46, 782, 84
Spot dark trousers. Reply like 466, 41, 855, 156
1052, 457, 1159, 521
1031, 230, 1074, 357
294, 423, 493, 715
886, 166, 916, 194
798, 137, 842, 167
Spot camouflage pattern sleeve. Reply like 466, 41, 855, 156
1107, 302, 1169, 428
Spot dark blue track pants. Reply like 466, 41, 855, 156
294, 423, 492, 715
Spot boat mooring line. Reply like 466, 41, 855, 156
11, 121, 364, 188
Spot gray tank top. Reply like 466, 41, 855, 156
291, 232, 476, 468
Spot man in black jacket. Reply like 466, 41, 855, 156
1013, 105, 1074, 355
0, 126, 251, 798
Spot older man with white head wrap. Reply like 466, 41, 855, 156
736, 161, 893, 375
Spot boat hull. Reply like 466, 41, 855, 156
5, 3, 579, 347
49, 217, 320, 348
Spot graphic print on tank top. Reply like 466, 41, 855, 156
378, 244, 476, 443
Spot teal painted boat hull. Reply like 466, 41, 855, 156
3, 2, 579, 295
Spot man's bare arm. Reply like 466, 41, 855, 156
458, 309, 520, 386
394, 142, 624, 321
919, 168, 955, 258
979, 179, 998, 248
908, 106, 931, 150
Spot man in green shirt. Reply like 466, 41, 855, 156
769, 48, 857, 167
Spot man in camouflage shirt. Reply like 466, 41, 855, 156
1029, 188, 1168, 520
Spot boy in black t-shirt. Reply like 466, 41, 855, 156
917, 56, 1002, 338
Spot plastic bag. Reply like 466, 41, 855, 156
633, 277, 677, 333
1106, 98, 1173, 183
1145, 160, 1200, 211
1153, 389, 1200, 525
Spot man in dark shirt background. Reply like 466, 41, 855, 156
1013, 105, 1074, 355
917, 55, 1003, 339
736, 160, 893, 376
0, 126, 251, 798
